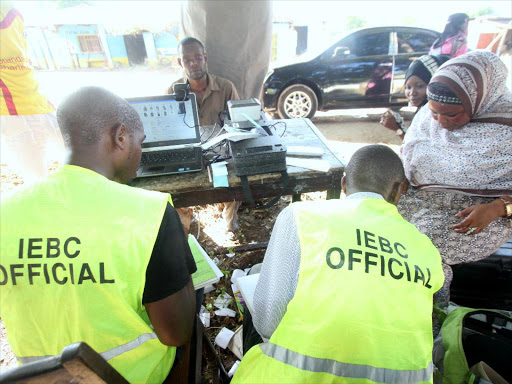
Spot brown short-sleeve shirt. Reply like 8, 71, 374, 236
168, 73, 240, 126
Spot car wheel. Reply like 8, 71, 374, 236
277, 84, 318, 119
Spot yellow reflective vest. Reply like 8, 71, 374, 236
233, 198, 444, 383
0, 165, 175, 383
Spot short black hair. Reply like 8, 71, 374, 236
57, 86, 141, 146
345, 145, 405, 201
177, 37, 205, 55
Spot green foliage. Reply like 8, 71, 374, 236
346, 16, 366, 31
54, 0, 90, 8
469, 7, 494, 18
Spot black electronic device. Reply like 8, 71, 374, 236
229, 134, 287, 177
173, 83, 190, 101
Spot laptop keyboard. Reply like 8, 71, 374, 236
140, 148, 198, 166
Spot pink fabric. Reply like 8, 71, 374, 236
429, 32, 468, 58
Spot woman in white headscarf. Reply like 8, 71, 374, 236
398, 50, 512, 308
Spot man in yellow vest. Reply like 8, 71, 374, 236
0, 87, 197, 383
233, 145, 444, 383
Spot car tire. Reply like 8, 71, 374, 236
277, 84, 318, 119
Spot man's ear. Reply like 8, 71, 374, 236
341, 175, 347, 195
113, 123, 128, 150
204, 53, 208, 64
401, 178, 409, 195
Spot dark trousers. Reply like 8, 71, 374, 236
242, 304, 263, 354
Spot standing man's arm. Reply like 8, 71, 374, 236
253, 206, 301, 339
143, 203, 197, 346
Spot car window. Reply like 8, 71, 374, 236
397, 31, 437, 53
350, 32, 390, 57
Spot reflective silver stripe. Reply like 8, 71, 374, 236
101, 332, 158, 361
17, 332, 159, 364
260, 342, 434, 384
17, 355, 51, 364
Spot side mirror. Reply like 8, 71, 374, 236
333, 46, 351, 58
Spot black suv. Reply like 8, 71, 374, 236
263, 26, 441, 119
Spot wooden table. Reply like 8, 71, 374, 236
130, 118, 344, 208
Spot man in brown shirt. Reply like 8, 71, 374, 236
168, 37, 241, 239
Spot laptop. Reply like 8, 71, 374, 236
126, 93, 203, 178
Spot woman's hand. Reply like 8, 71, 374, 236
451, 199, 504, 235
380, 110, 400, 131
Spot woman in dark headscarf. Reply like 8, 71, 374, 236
380, 55, 450, 137
429, 13, 469, 58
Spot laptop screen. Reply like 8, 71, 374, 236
126, 93, 201, 148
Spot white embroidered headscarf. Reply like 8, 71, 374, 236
401, 50, 512, 195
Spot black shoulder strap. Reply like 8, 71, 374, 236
241, 170, 289, 209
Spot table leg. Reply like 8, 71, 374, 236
327, 172, 342, 200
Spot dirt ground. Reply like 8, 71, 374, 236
0, 113, 405, 380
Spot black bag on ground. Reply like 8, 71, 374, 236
433, 307, 512, 384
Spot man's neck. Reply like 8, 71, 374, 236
188, 74, 208, 93
67, 149, 115, 181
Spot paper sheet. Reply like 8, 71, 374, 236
215, 327, 235, 349
214, 293, 233, 309
214, 308, 237, 317
211, 161, 229, 188
201, 131, 262, 150
286, 157, 331, 172
228, 327, 243, 360
235, 273, 260, 316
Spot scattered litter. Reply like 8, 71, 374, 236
214, 293, 232, 309
213, 257, 221, 266
228, 360, 241, 377
199, 306, 211, 327
204, 285, 215, 294
231, 284, 245, 316
228, 326, 243, 360
215, 327, 235, 349
214, 308, 237, 317
226, 253, 235, 258
231, 269, 247, 284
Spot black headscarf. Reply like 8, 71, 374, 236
405, 55, 451, 85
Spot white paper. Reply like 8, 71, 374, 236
228, 326, 244, 360
231, 269, 248, 284
287, 146, 323, 157
201, 131, 262, 149
214, 293, 232, 309
286, 157, 331, 172
236, 273, 260, 316
199, 312, 211, 327
228, 360, 241, 377
215, 327, 235, 349
204, 285, 215, 294
226, 252, 235, 258
214, 308, 237, 317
